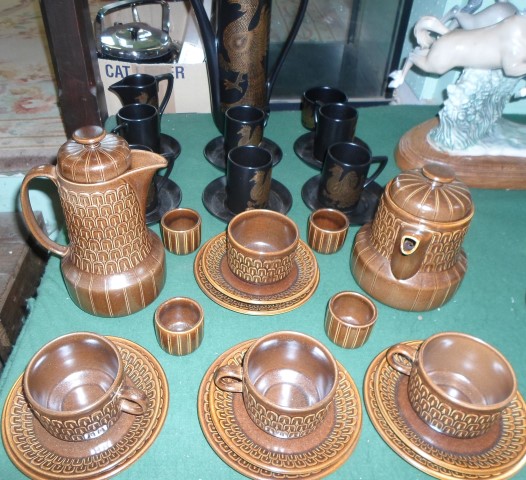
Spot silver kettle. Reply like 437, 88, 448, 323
94, 0, 179, 63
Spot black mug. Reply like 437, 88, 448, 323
226, 145, 272, 214
318, 142, 387, 210
224, 105, 266, 155
113, 103, 161, 153
313, 103, 358, 162
301, 86, 347, 131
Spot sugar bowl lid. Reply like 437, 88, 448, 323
388, 164, 473, 222
57, 126, 130, 183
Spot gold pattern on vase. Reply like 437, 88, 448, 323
220, 0, 269, 107
247, 170, 271, 208
238, 124, 263, 146
323, 165, 362, 209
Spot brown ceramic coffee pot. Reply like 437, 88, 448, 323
20, 126, 167, 317
351, 163, 474, 311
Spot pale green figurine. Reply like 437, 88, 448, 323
390, 0, 526, 154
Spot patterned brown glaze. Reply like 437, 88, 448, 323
198, 340, 362, 479
194, 237, 320, 315
364, 340, 526, 479
227, 210, 299, 284
307, 208, 349, 254
325, 291, 377, 349
206, 340, 362, 476
386, 332, 517, 439
351, 163, 474, 311
23, 333, 147, 442
2, 336, 169, 480
20, 126, 167, 317
214, 331, 338, 439
154, 297, 204, 355
202, 233, 318, 305
161, 208, 202, 255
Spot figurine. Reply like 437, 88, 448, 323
390, 0, 526, 189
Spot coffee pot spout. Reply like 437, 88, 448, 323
390, 229, 432, 280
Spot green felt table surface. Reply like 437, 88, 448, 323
1, 105, 525, 479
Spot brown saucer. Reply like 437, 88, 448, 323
198, 340, 361, 479
2, 336, 169, 480
364, 341, 526, 480
194, 242, 319, 315
202, 233, 319, 305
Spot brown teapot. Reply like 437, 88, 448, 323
351, 164, 474, 311
20, 126, 167, 317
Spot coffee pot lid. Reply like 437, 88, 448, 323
388, 164, 473, 222
57, 126, 131, 183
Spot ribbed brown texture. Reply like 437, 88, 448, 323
307, 209, 349, 254
161, 208, 202, 255
155, 297, 204, 356
325, 292, 377, 349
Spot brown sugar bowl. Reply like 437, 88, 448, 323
351, 163, 474, 311
226, 209, 299, 285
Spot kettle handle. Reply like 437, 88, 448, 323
20, 165, 69, 257
390, 228, 432, 280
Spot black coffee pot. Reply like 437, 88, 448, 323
189, 0, 309, 132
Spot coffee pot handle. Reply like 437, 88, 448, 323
155, 73, 174, 116
20, 165, 69, 257
213, 364, 243, 393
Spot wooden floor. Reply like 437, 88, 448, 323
0, 211, 48, 372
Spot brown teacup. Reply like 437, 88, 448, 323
154, 297, 204, 355
161, 208, 202, 255
23, 332, 148, 442
226, 209, 299, 284
307, 208, 349, 254
387, 332, 517, 439
214, 331, 338, 439
325, 291, 377, 348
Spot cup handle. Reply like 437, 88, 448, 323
155, 73, 174, 116
363, 155, 388, 188
118, 384, 148, 416
386, 343, 418, 376
111, 123, 127, 135
214, 364, 243, 393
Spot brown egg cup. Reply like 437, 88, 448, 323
161, 207, 202, 255
155, 297, 204, 355
325, 291, 377, 348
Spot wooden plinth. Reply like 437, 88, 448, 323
395, 118, 526, 190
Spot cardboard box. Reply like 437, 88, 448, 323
97, 0, 212, 115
